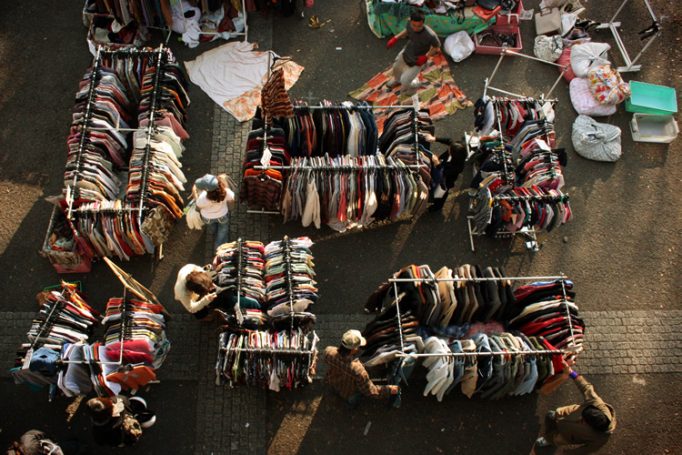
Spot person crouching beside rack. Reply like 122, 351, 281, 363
174, 263, 219, 321
323, 330, 399, 409
192, 173, 236, 252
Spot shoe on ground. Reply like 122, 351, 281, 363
535, 437, 552, 447
386, 80, 400, 89
137, 411, 157, 429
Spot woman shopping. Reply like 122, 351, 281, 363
192, 173, 236, 251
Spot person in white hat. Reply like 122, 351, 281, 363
323, 329, 399, 408
192, 173, 235, 251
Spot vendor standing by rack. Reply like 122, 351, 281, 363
323, 330, 399, 408
385, 10, 441, 95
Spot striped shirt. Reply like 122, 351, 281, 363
323, 346, 390, 400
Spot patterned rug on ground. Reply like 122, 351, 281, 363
349, 52, 473, 133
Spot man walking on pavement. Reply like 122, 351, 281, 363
386, 10, 441, 95
535, 360, 617, 454
323, 330, 399, 408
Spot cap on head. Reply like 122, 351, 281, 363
195, 174, 219, 191
341, 329, 367, 350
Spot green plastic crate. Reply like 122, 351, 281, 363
625, 81, 677, 115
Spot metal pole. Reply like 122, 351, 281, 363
388, 275, 567, 283
393, 281, 406, 353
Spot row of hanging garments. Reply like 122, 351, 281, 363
265, 101, 380, 157
420, 332, 564, 401
11, 283, 100, 391
378, 108, 435, 156
474, 96, 554, 138
71, 202, 152, 260
281, 154, 430, 232
365, 264, 518, 328
65, 65, 133, 202
469, 97, 571, 239
471, 187, 573, 237
508, 280, 584, 351
240, 124, 290, 212
62, 48, 191, 260
55, 295, 172, 397
213, 240, 267, 309
215, 328, 318, 390
208, 238, 318, 332
127, 54, 190, 221
264, 238, 318, 317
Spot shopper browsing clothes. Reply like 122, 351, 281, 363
422, 133, 467, 212
386, 10, 441, 95
174, 263, 218, 320
6, 429, 64, 455
87, 395, 156, 448
192, 173, 235, 251
535, 360, 617, 453
323, 330, 399, 408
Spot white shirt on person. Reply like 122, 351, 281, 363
196, 188, 234, 220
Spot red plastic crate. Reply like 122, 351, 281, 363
474, 14, 523, 55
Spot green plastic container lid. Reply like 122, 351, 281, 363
626, 81, 677, 115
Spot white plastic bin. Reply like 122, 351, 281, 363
630, 114, 679, 144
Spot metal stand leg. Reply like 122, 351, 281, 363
467, 217, 476, 252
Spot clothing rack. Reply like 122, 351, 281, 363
387, 274, 578, 360
234, 238, 245, 325
137, 44, 166, 224
467, 94, 565, 253
66, 46, 103, 220
283, 236, 296, 334
246, 104, 425, 215
483, 49, 567, 100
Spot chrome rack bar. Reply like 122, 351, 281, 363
396, 348, 570, 358
67, 46, 103, 220
138, 44, 165, 225
389, 275, 567, 283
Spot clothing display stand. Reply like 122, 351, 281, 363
365, 273, 581, 401
467, 93, 566, 253
245, 103, 426, 217
137, 44, 166, 225
214, 237, 319, 389
66, 46, 103, 220
55, 44, 188, 264
595, 0, 661, 73
483, 49, 567, 100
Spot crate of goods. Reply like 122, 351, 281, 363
630, 114, 679, 144
625, 81, 677, 115
474, 14, 523, 55
41, 207, 92, 274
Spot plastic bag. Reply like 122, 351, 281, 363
534, 35, 564, 62
444, 31, 475, 63
570, 42, 610, 77
572, 114, 622, 162
185, 201, 204, 230
569, 78, 617, 116
587, 64, 631, 105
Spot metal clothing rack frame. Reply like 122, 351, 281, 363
483, 49, 567, 100
595, 0, 661, 73
386, 273, 579, 361
137, 44, 166, 224
66, 46, 104, 220
467, 93, 563, 253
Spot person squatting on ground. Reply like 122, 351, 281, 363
174, 263, 219, 320
422, 134, 467, 211
386, 10, 441, 95
86, 395, 155, 448
535, 360, 617, 453
6, 429, 64, 455
323, 330, 399, 408
192, 173, 235, 251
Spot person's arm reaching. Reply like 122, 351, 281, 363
386, 29, 408, 48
